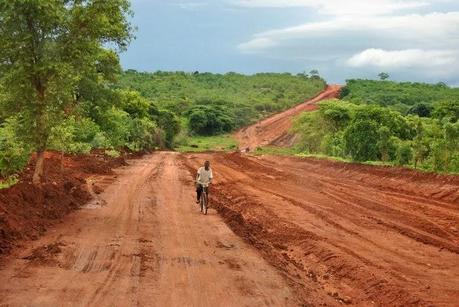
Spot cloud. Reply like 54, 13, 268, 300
232, 0, 431, 16
238, 38, 277, 53
347, 49, 458, 68
236, 10, 459, 81
241, 12, 459, 50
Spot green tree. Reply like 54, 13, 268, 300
0, 0, 133, 184
0, 118, 31, 177
433, 100, 459, 122
378, 72, 390, 80
412, 120, 427, 169
406, 103, 432, 117
396, 142, 413, 166
186, 105, 235, 135
377, 126, 393, 162
344, 119, 379, 161
157, 110, 181, 148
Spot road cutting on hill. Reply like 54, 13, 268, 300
236, 84, 342, 150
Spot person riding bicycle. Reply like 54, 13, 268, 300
196, 160, 213, 204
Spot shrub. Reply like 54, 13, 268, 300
0, 118, 31, 176
396, 142, 413, 166
344, 119, 379, 161
186, 105, 235, 135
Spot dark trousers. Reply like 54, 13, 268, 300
196, 184, 207, 201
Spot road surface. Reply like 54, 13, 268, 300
0, 153, 297, 307
235, 85, 341, 150
183, 152, 459, 306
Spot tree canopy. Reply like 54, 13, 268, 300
0, 0, 133, 184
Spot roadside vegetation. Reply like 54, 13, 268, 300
340, 79, 459, 115
293, 80, 459, 173
0, 2, 325, 183
175, 135, 237, 152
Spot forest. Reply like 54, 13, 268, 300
0, 70, 325, 179
340, 79, 459, 115
118, 70, 326, 135
293, 80, 459, 173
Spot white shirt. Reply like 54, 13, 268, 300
197, 167, 213, 187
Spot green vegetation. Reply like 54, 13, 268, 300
293, 96, 459, 173
118, 70, 326, 136
0, 175, 19, 190
0, 1, 185, 182
340, 79, 459, 115
176, 135, 237, 152
0, 0, 134, 183
0, 11, 325, 181
253, 146, 300, 156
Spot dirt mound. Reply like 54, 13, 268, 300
0, 151, 127, 257
235, 85, 341, 150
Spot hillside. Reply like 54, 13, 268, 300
118, 71, 327, 135
340, 79, 459, 115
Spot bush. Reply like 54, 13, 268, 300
127, 118, 158, 151
407, 103, 432, 117
344, 119, 379, 161
0, 118, 31, 176
99, 107, 132, 148
396, 142, 413, 166
186, 105, 235, 135
49, 117, 93, 155
157, 110, 181, 147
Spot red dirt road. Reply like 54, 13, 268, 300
1, 151, 458, 306
0, 153, 296, 306
235, 85, 341, 150
183, 153, 459, 306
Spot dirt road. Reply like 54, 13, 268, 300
235, 85, 341, 150
183, 153, 459, 306
0, 153, 296, 307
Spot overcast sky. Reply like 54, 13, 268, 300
120, 0, 459, 85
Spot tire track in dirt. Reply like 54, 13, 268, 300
0, 153, 296, 307
182, 152, 459, 306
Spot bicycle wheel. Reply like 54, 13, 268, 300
202, 191, 208, 215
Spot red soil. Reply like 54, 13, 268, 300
235, 84, 342, 150
183, 152, 459, 306
0, 151, 127, 256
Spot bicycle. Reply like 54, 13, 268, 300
199, 186, 209, 215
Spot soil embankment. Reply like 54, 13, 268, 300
0, 151, 127, 256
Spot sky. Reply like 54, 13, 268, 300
120, 0, 459, 85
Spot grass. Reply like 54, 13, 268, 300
176, 134, 238, 152
252, 146, 300, 156
0, 175, 19, 189
261, 148, 459, 175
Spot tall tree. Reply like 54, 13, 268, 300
0, 0, 133, 184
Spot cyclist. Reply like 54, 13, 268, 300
196, 160, 213, 204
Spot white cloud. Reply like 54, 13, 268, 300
237, 11, 459, 80
238, 38, 277, 53
241, 12, 459, 50
232, 0, 431, 16
347, 49, 458, 68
